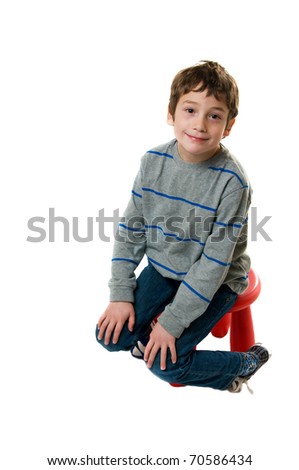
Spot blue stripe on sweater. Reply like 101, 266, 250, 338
182, 280, 210, 303
202, 252, 231, 267
112, 257, 139, 266
208, 166, 248, 188
142, 187, 217, 213
147, 150, 174, 159
215, 221, 243, 229
132, 190, 142, 198
119, 223, 145, 233
145, 225, 205, 246
148, 257, 188, 276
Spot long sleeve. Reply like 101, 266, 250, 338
158, 185, 251, 337
108, 162, 146, 302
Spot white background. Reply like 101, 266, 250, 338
1, 1, 297, 468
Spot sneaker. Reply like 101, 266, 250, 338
130, 336, 149, 359
228, 343, 271, 394
130, 320, 156, 360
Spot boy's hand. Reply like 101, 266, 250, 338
144, 322, 177, 370
97, 302, 135, 345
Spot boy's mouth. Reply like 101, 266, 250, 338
185, 133, 208, 142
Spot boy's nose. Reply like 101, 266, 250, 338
193, 115, 207, 132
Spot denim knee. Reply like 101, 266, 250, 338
149, 354, 186, 384
95, 325, 131, 352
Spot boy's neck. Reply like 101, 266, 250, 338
177, 143, 222, 163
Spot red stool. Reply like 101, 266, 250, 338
170, 269, 261, 387
211, 268, 261, 352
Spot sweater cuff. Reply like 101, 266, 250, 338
109, 287, 135, 303
157, 309, 185, 339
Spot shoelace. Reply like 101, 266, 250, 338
242, 379, 254, 394
233, 377, 254, 394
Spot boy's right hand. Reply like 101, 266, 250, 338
97, 302, 135, 345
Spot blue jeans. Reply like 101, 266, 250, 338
96, 263, 245, 390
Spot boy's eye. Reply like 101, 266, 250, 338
209, 114, 221, 120
185, 108, 194, 113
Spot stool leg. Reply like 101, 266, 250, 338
230, 307, 255, 352
211, 312, 231, 338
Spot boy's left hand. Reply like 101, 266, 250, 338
144, 322, 177, 370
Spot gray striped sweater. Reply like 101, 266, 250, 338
109, 139, 251, 338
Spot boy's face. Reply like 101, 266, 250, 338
168, 86, 235, 163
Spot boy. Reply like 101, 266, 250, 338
96, 60, 270, 392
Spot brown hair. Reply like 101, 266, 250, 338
168, 60, 239, 123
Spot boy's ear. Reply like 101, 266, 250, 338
223, 118, 236, 138
167, 109, 174, 126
